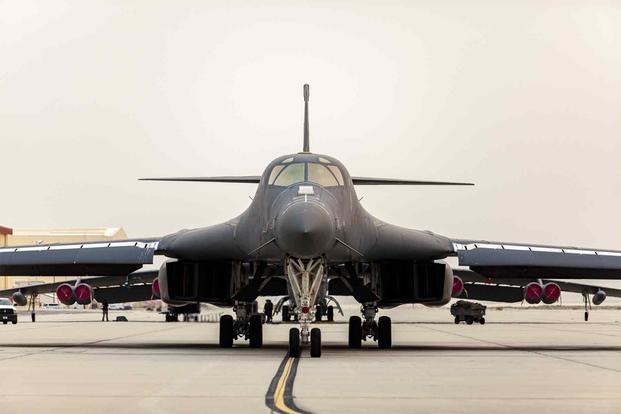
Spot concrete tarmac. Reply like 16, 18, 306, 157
1, 305, 621, 413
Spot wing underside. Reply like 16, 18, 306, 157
452, 239, 621, 280
0, 270, 159, 304
453, 269, 621, 303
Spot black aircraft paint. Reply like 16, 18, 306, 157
1, 84, 620, 356
152, 86, 463, 265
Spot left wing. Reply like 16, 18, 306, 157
451, 239, 621, 280
0, 239, 160, 276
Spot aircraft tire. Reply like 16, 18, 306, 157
282, 305, 289, 322
249, 314, 263, 348
466, 316, 474, 325
378, 316, 392, 349
327, 306, 334, 322
315, 305, 323, 322
348, 316, 362, 348
219, 315, 234, 348
289, 327, 301, 357
310, 328, 321, 358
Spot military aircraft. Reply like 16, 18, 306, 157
1, 85, 620, 358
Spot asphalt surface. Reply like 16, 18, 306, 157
1, 304, 621, 413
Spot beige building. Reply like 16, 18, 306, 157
0, 225, 128, 289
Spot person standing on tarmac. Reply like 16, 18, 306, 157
263, 299, 273, 323
101, 300, 109, 322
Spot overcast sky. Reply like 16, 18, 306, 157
1, 0, 620, 256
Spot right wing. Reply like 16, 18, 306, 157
0, 239, 160, 276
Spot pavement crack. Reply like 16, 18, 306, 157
0, 324, 187, 361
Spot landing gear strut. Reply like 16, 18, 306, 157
348, 303, 392, 349
218, 301, 263, 348
582, 292, 592, 322
285, 257, 326, 358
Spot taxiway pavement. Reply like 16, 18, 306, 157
1, 304, 621, 413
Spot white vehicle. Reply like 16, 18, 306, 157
108, 303, 130, 311
0, 298, 17, 325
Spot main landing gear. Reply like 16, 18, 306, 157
348, 303, 392, 349
219, 301, 263, 348
286, 257, 326, 358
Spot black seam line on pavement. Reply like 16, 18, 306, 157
265, 354, 312, 414
0, 324, 187, 362
5, 394, 621, 401
419, 325, 621, 374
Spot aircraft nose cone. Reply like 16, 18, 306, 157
275, 201, 336, 258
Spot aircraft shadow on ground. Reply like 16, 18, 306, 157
24, 320, 621, 325
1, 342, 620, 352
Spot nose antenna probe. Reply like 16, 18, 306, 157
303, 84, 310, 153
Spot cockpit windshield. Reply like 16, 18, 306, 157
268, 162, 344, 187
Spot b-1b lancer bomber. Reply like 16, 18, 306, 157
1, 85, 620, 357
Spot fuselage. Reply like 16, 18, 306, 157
159, 152, 454, 263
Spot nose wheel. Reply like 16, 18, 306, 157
289, 327, 300, 357
289, 326, 322, 358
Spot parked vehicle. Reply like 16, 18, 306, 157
0, 298, 17, 325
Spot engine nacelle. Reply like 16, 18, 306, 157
541, 282, 561, 304
452, 275, 464, 298
151, 277, 160, 298
12, 291, 27, 306
74, 283, 92, 305
593, 289, 607, 305
158, 260, 236, 307
523, 282, 543, 304
372, 260, 453, 307
56, 283, 76, 306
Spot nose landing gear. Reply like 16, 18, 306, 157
348, 303, 392, 349
285, 257, 326, 358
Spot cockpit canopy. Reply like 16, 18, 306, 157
268, 156, 345, 187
